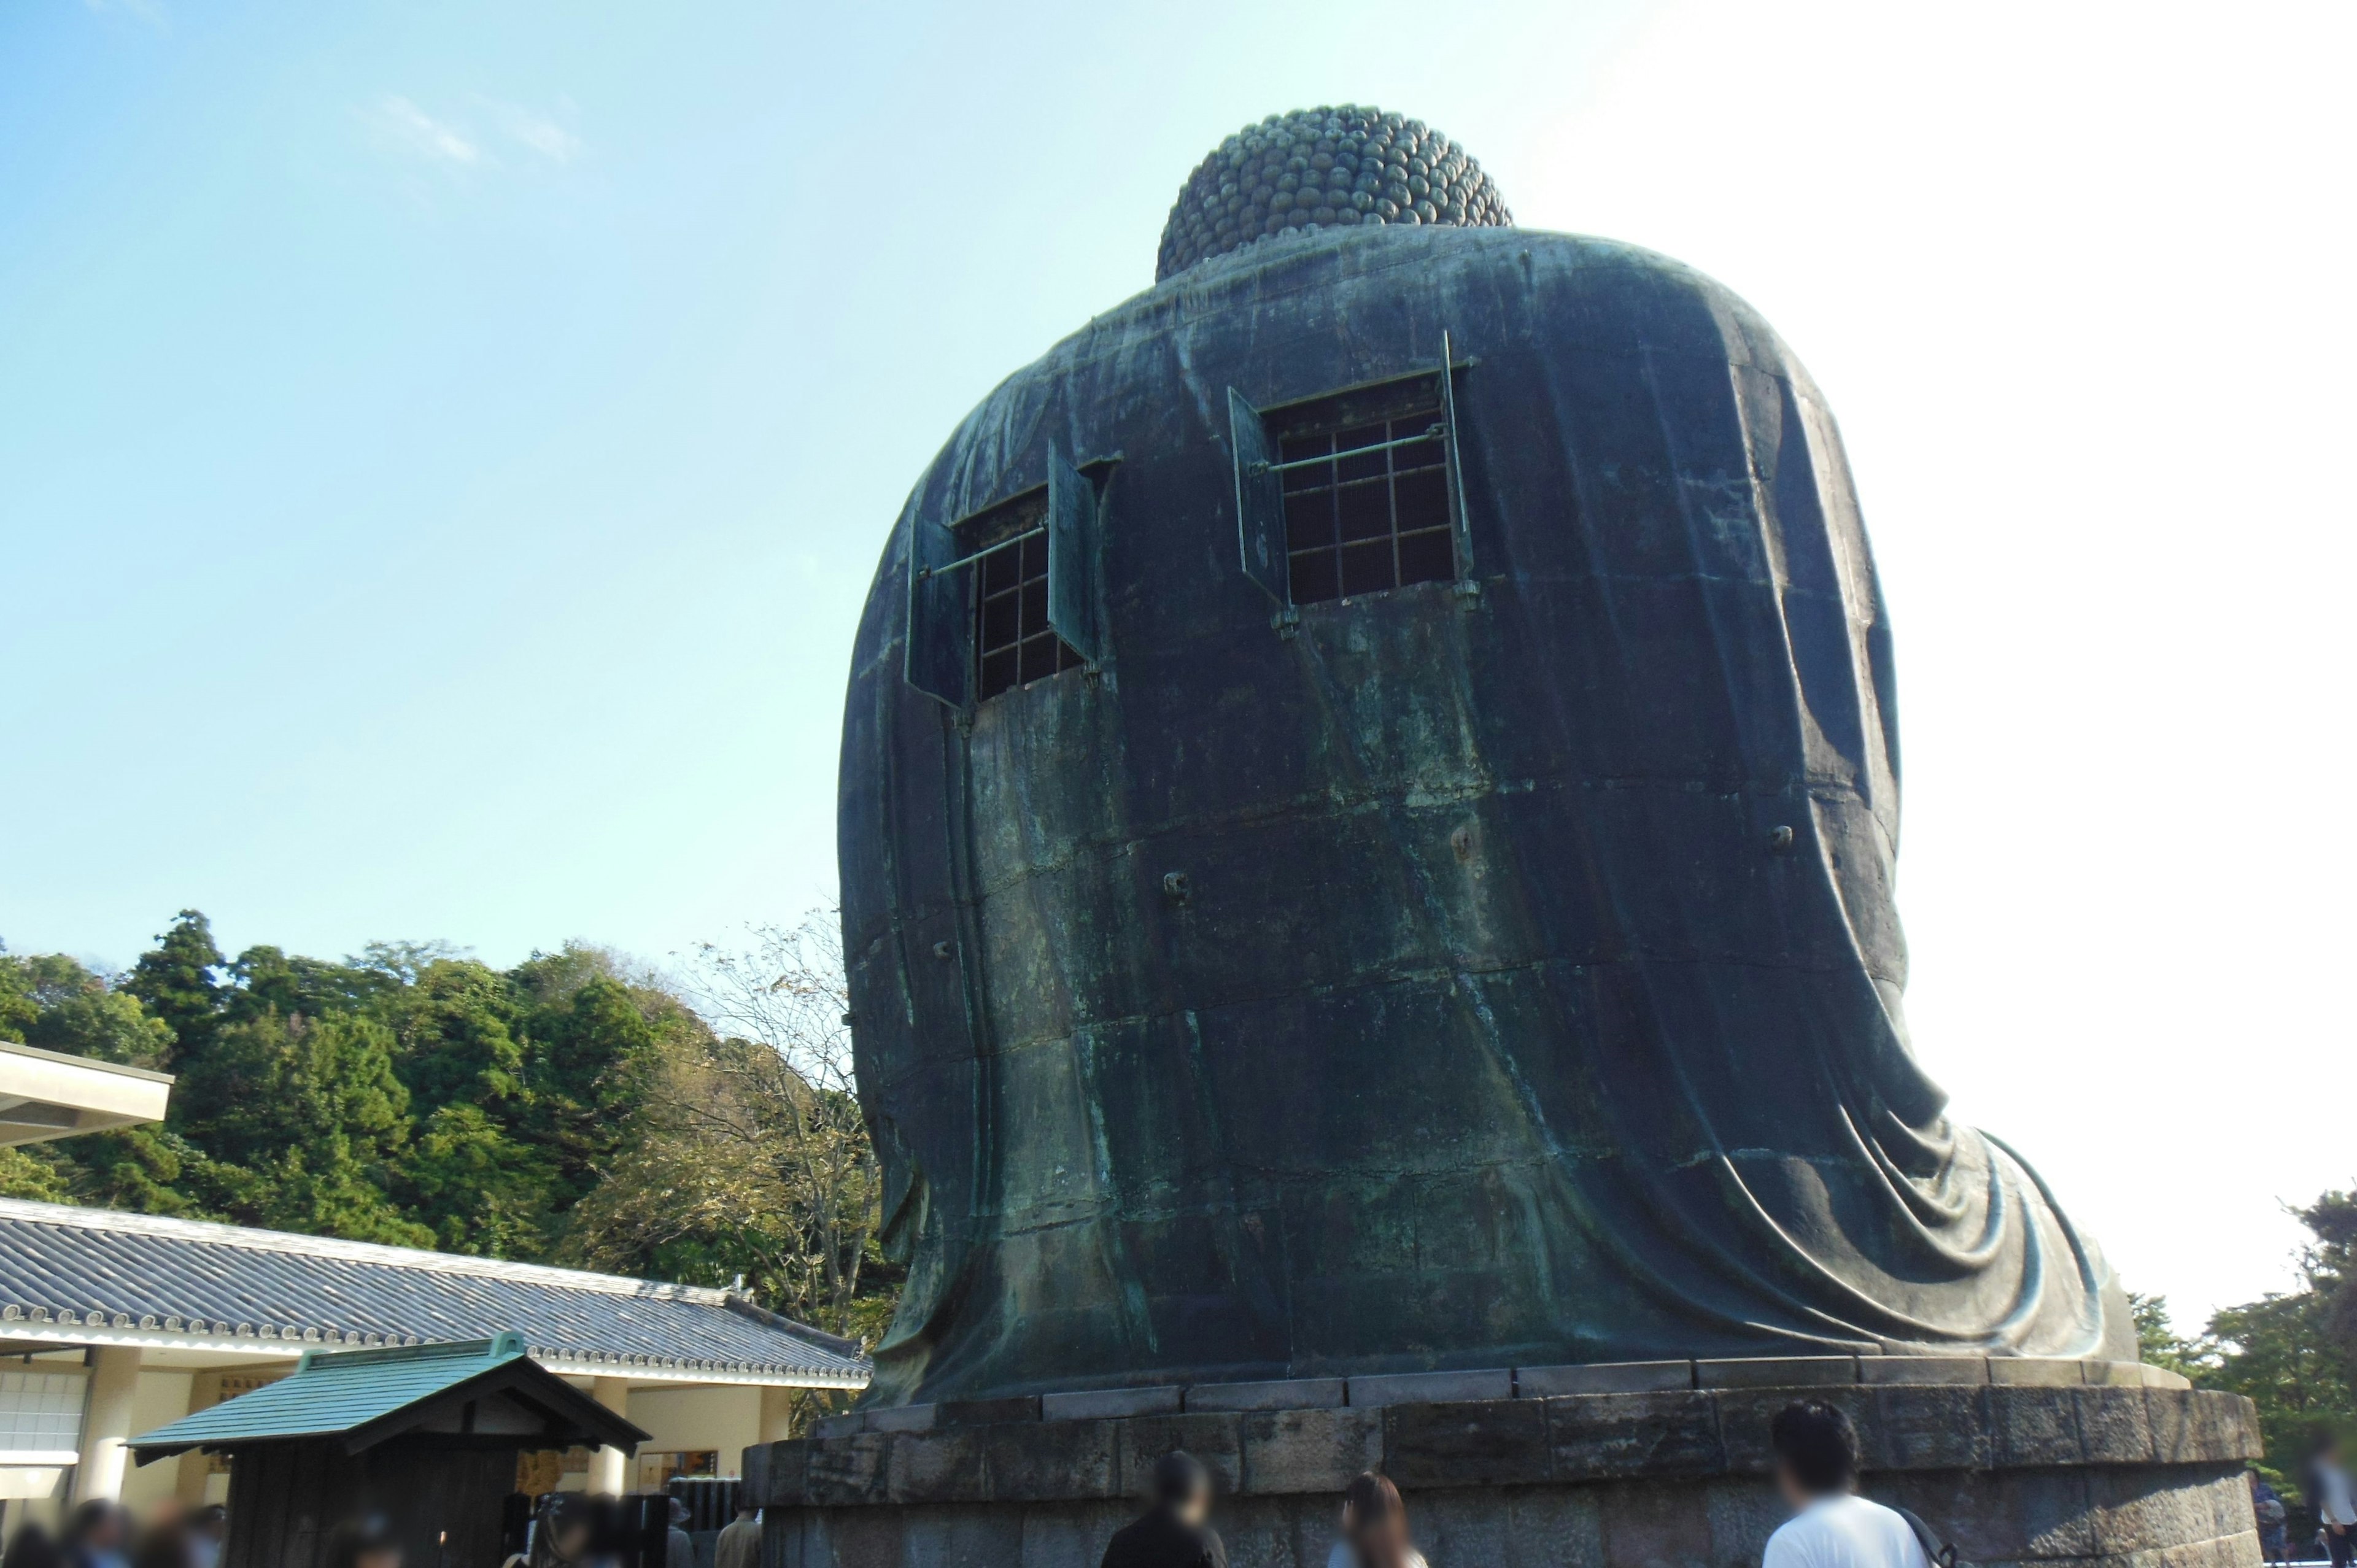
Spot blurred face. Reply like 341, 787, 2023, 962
1172, 1486, 1210, 1529
1776, 1462, 1814, 1512
354, 1548, 400, 1568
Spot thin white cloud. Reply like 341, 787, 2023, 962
484, 100, 583, 164
365, 95, 481, 166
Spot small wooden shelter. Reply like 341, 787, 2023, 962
129, 1333, 645, 1568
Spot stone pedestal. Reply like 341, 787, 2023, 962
745, 1361, 2262, 1568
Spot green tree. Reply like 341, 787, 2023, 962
563, 914, 896, 1345
121, 910, 225, 1065
387, 959, 527, 1114
172, 1007, 427, 1244
2127, 1291, 2204, 1381
2, 951, 172, 1066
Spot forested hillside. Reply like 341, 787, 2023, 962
0, 911, 894, 1345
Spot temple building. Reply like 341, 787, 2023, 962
0, 1198, 868, 1522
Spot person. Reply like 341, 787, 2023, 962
185, 1510, 225, 1568
3, 1523, 64, 1568
322, 1518, 400, 1568
2313, 1439, 2356, 1568
1762, 1400, 1930, 1568
663, 1499, 694, 1568
711, 1505, 759, 1568
2248, 1473, 2289, 1567
1325, 1472, 1425, 1568
60, 1504, 130, 1568
128, 1510, 192, 1568
1100, 1451, 1227, 1568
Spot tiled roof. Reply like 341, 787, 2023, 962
0, 1198, 869, 1388
130, 1334, 644, 1454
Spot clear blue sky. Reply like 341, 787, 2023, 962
3, 0, 2348, 1322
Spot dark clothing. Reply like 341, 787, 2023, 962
2328, 1526, 2354, 1568
2250, 1481, 2288, 1564
1099, 1508, 1227, 1568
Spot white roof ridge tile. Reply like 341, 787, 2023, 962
0, 1195, 729, 1303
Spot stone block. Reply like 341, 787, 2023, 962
1548, 1391, 1725, 1480
1213, 1493, 1320, 1568
803, 1432, 889, 1507
1988, 1358, 2085, 1387
1859, 1356, 1991, 1386
2174, 1391, 2264, 1462
1882, 1467, 2098, 1561
2146, 1390, 2256, 1465
1349, 1369, 1514, 1408
1695, 1356, 1860, 1389
1598, 1475, 1717, 1567
2140, 1365, 2193, 1391
1018, 1504, 1133, 1568
1409, 1489, 1515, 1567
2083, 1359, 2146, 1388
1517, 1361, 1692, 1396
886, 1427, 988, 1505
1186, 1377, 1345, 1412
2075, 1386, 2156, 1464
747, 1440, 808, 1506
1873, 1383, 1992, 1471
1118, 1412, 1242, 1496
1042, 1386, 1183, 1422
1239, 1406, 1382, 1495
2085, 1467, 2227, 1556
811, 1413, 865, 1439
821, 1508, 902, 1568
1718, 1386, 1870, 1474
935, 1395, 1041, 1428
2145, 1389, 2202, 1465
1706, 1473, 1795, 1562
1989, 1385, 2083, 1467
1500, 1488, 1604, 1568
986, 1418, 1116, 1502
894, 1504, 1022, 1566
866, 1404, 937, 1434
741, 1442, 771, 1505
1384, 1397, 1551, 1488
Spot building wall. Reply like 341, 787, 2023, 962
118, 1368, 195, 1515
626, 1386, 762, 1481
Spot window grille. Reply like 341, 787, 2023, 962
903, 445, 1107, 708
1228, 333, 1471, 612
1277, 408, 1453, 603
972, 498, 1082, 701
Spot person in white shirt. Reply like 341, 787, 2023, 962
1323, 1472, 1428, 1568
1762, 1400, 1932, 1568
2312, 1439, 2357, 1568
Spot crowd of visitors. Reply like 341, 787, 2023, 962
1083, 1400, 2357, 1567
4, 1404, 2345, 1568
0, 1502, 227, 1568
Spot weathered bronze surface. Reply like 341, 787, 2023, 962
837, 218, 2134, 1408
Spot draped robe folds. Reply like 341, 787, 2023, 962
835, 226, 2133, 1407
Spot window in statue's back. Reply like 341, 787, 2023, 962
1272, 382, 1455, 604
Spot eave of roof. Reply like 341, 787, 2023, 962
0, 1197, 870, 1389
